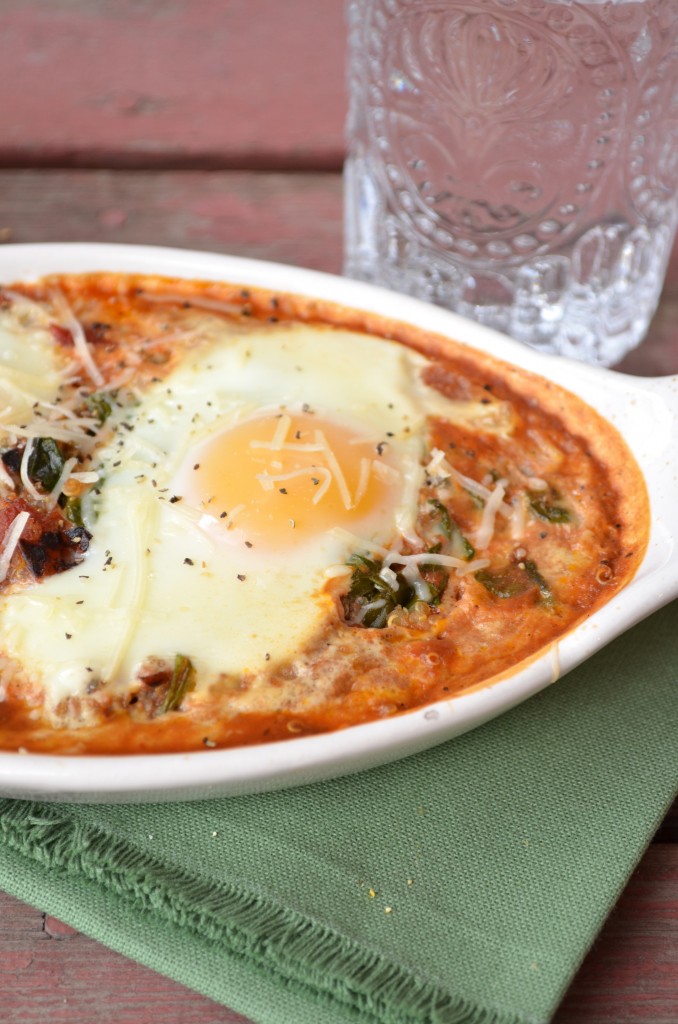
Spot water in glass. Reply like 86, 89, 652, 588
344, 0, 678, 365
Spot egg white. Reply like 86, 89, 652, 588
0, 300, 64, 427
0, 319, 456, 708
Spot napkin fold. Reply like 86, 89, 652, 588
0, 600, 676, 1024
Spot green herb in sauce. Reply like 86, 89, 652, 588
61, 495, 84, 526
528, 493, 571, 523
344, 552, 449, 628
521, 559, 554, 606
344, 554, 412, 628
162, 654, 196, 713
476, 557, 554, 606
475, 566, 530, 600
86, 392, 113, 426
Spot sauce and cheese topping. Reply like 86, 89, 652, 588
0, 274, 649, 753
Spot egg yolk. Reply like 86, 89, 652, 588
183, 412, 401, 549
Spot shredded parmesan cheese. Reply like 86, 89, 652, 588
449, 465, 493, 502
4, 421, 98, 444
331, 528, 389, 559
50, 289, 104, 388
353, 458, 372, 507
457, 557, 491, 576
269, 415, 291, 451
386, 550, 462, 570
315, 429, 353, 510
19, 439, 43, 502
379, 566, 400, 591
355, 598, 387, 624
46, 456, 78, 510
372, 459, 400, 484
394, 440, 425, 546
425, 448, 451, 479
475, 479, 508, 551
510, 495, 526, 541
412, 578, 432, 602
69, 471, 100, 484
0, 460, 14, 491
250, 439, 324, 452
255, 466, 332, 504
0, 510, 30, 583
98, 368, 138, 392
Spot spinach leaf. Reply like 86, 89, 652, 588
27, 438, 65, 493
428, 499, 475, 560
528, 493, 571, 523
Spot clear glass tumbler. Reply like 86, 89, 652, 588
344, 0, 678, 365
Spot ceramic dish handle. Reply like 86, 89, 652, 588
643, 373, 678, 401
638, 372, 678, 443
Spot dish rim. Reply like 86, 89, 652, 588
0, 241, 675, 803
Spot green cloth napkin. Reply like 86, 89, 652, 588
0, 601, 675, 1024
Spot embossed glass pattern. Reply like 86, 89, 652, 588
344, 0, 678, 365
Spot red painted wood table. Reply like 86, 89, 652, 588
0, 3, 676, 1021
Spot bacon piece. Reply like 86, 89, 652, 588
0, 496, 90, 585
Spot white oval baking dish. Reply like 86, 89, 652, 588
0, 243, 674, 803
